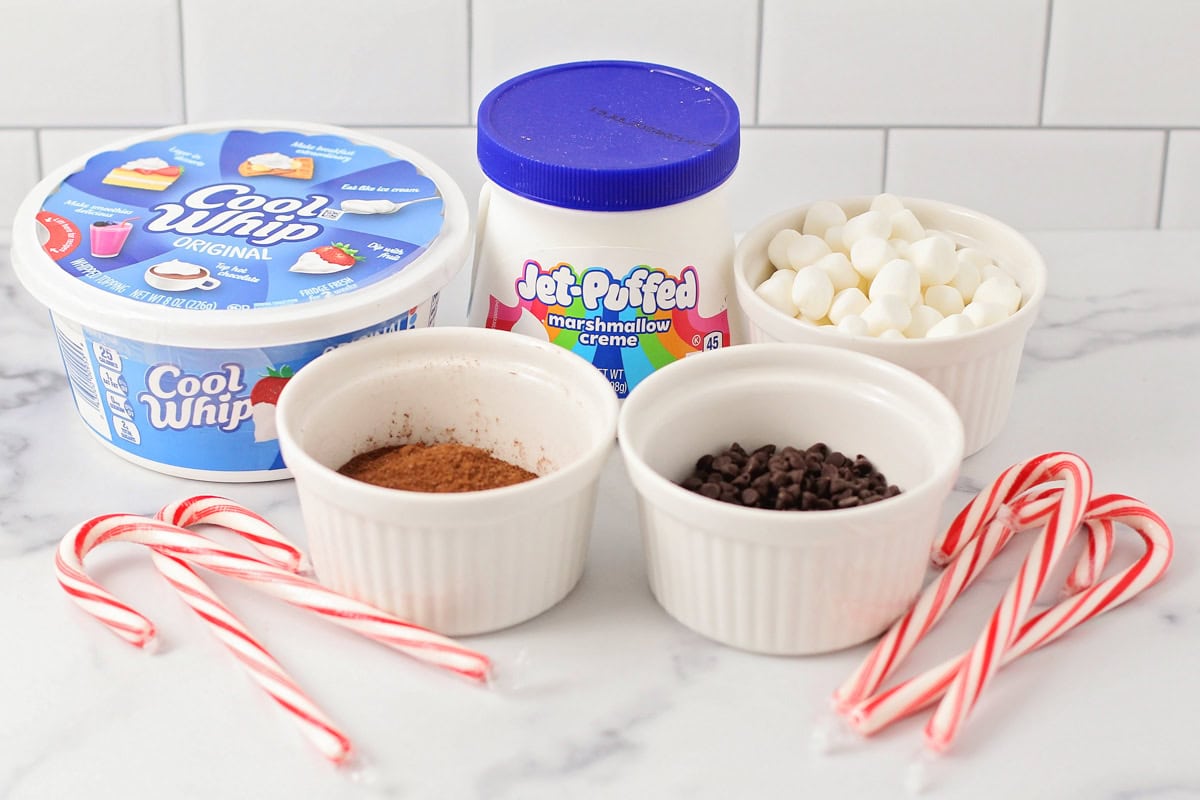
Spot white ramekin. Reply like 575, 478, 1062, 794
732, 196, 1046, 456
618, 343, 963, 655
275, 327, 619, 636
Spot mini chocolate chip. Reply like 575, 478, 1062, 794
699, 482, 721, 499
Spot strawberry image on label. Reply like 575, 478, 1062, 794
289, 243, 365, 275
250, 365, 293, 443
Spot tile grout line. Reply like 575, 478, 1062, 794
1037, 0, 1054, 125
880, 128, 889, 191
753, 0, 765, 126
4, 123, 1196, 133
32, 128, 45, 178
176, 0, 189, 123
466, 0, 474, 124
1156, 130, 1171, 229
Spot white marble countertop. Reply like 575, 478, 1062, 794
1, 227, 1197, 800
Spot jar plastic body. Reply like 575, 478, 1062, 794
469, 181, 737, 398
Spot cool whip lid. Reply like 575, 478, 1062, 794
11, 121, 468, 348
477, 61, 740, 212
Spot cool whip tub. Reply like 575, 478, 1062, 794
11, 121, 469, 481
469, 61, 740, 398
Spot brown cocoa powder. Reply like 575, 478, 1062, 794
338, 442, 537, 493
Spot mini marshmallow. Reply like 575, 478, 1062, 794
926, 313, 976, 338
802, 201, 848, 238
813, 252, 859, 292
767, 228, 803, 271
836, 314, 869, 337
786, 234, 833, 270
904, 304, 945, 339
956, 247, 994, 271
973, 277, 1021, 315
889, 209, 925, 242
754, 269, 798, 316
850, 237, 895, 280
963, 300, 1009, 329
908, 235, 957, 287
950, 260, 981, 302
791, 265, 835, 321
828, 287, 869, 325
924, 229, 957, 248
981, 264, 1015, 285
860, 295, 912, 336
889, 238, 911, 259
868, 258, 921, 306
878, 328, 907, 341
870, 193, 906, 218
823, 224, 848, 253
924, 283, 965, 317
842, 210, 892, 249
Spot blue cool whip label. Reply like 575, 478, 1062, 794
34, 129, 446, 476
49, 305, 427, 474
36, 129, 444, 309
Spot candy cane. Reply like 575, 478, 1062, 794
842, 495, 1171, 745
151, 499, 351, 764
151, 552, 353, 763
923, 453, 1092, 750
156, 495, 309, 573
56, 514, 491, 682
932, 451, 1078, 566
834, 480, 1109, 713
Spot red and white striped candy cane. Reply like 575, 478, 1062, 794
932, 451, 1082, 566
833, 480, 1109, 713
843, 495, 1170, 739
157, 495, 308, 572
56, 514, 491, 682
922, 452, 1091, 750
151, 553, 353, 763
151, 499, 352, 764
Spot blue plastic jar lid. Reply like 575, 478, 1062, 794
477, 60, 740, 212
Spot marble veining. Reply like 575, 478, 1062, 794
1, 229, 1197, 799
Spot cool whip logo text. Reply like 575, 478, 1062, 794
146, 183, 331, 246
515, 260, 697, 314
138, 363, 253, 433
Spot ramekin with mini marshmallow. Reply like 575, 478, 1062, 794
732, 195, 1047, 455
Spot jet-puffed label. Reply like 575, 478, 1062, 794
485, 258, 728, 397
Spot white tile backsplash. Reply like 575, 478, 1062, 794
759, 0, 1048, 126
0, 130, 40, 225
470, 0, 759, 123
1044, 0, 1200, 126
0, 2, 1195, 230
181, 0, 469, 125
38, 128, 156, 174
0, 0, 182, 126
728, 129, 884, 233
886, 129, 1164, 230
1161, 131, 1200, 230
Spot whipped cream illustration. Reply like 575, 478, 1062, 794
148, 259, 206, 279
121, 157, 171, 171
511, 307, 550, 342
252, 403, 278, 442
289, 251, 348, 275
341, 198, 400, 215
247, 152, 298, 170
